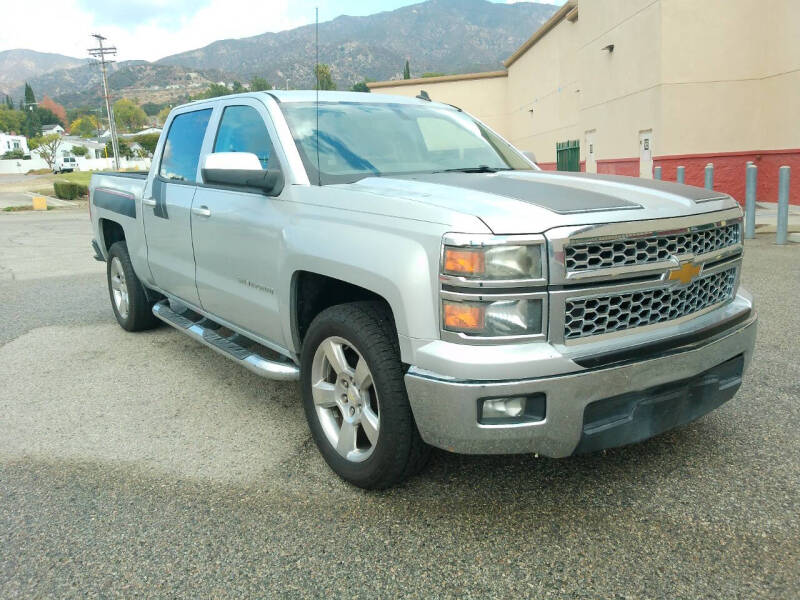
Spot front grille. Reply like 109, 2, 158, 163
564, 267, 737, 340
564, 223, 740, 272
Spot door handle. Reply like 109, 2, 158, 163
142, 198, 156, 206
192, 205, 211, 218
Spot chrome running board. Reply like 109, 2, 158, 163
152, 300, 300, 381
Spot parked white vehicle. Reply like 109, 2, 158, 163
54, 156, 79, 174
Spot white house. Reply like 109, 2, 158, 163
41, 123, 65, 136
58, 136, 107, 159
0, 133, 29, 156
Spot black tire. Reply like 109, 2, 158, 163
106, 241, 159, 332
301, 301, 431, 489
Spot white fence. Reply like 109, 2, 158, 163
0, 156, 151, 175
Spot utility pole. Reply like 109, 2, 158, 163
88, 34, 120, 170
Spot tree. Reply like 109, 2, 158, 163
39, 95, 67, 126
350, 81, 371, 93
113, 98, 147, 133
29, 133, 62, 170
105, 140, 133, 159
156, 106, 171, 125
35, 106, 63, 128
21, 109, 41, 139
250, 76, 272, 91
231, 81, 245, 93
403, 59, 411, 80
1, 149, 25, 159
4, 95, 13, 110
70, 115, 99, 138
24, 82, 36, 106
314, 64, 336, 90
0, 107, 25, 134
70, 145, 89, 157
194, 83, 231, 100
132, 132, 160, 155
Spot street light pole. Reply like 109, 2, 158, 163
88, 34, 120, 170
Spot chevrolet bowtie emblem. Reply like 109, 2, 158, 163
667, 262, 702, 285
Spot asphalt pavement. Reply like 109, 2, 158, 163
0, 208, 798, 598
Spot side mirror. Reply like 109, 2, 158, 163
201, 152, 284, 196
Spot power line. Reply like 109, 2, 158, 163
88, 33, 121, 170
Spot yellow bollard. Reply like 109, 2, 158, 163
32, 196, 47, 211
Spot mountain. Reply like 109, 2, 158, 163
157, 0, 556, 87
22, 61, 231, 109
3, 0, 557, 108
0, 49, 87, 96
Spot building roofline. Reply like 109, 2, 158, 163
503, 0, 577, 68
367, 70, 507, 90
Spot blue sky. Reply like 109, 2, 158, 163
4, 1, 565, 62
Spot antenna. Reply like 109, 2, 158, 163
88, 33, 121, 170
315, 7, 320, 185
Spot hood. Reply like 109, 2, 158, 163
343, 170, 740, 234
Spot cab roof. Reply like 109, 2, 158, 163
177, 90, 449, 111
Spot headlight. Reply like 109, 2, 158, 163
442, 298, 543, 337
443, 244, 542, 280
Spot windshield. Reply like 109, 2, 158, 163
280, 101, 533, 184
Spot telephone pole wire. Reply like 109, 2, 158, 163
89, 34, 121, 170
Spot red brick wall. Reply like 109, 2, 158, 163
537, 150, 799, 206
654, 149, 800, 205
597, 158, 639, 177
536, 161, 586, 172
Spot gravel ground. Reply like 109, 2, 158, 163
0, 209, 797, 599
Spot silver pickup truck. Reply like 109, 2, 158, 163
90, 91, 756, 488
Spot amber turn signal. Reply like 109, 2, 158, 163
443, 247, 485, 276
443, 301, 485, 332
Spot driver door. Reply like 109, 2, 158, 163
191, 99, 289, 348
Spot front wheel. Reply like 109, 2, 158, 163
301, 302, 430, 489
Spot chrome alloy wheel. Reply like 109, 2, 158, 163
109, 256, 130, 319
310, 336, 380, 462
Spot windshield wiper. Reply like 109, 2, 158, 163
435, 165, 511, 174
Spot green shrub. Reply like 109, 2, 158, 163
53, 181, 89, 200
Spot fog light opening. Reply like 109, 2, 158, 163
479, 394, 546, 425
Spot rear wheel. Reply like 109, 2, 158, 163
106, 241, 159, 332
301, 302, 430, 489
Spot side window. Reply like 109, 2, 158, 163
213, 105, 274, 169
159, 108, 212, 182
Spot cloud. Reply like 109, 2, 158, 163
2, 0, 306, 62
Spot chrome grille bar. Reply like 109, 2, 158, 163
563, 266, 737, 339
564, 223, 740, 272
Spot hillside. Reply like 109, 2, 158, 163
158, 0, 556, 87
0, 49, 87, 96
3, 0, 557, 108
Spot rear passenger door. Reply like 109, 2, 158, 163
191, 100, 288, 348
142, 107, 212, 306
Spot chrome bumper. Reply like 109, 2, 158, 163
404, 311, 757, 456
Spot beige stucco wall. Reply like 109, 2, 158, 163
658, 0, 799, 156
370, 74, 509, 135
505, 8, 581, 160
369, 0, 798, 164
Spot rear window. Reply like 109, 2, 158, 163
159, 108, 212, 182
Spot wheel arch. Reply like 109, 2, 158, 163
99, 218, 126, 253
290, 271, 398, 354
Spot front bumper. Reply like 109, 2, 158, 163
404, 311, 756, 457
